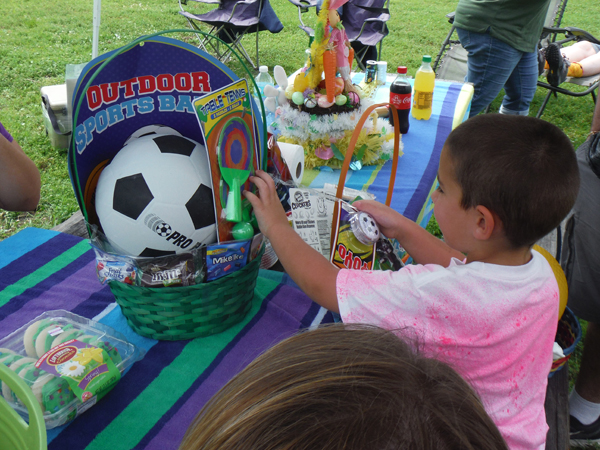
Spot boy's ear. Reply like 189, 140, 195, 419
473, 205, 499, 241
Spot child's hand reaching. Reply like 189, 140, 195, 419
354, 200, 464, 266
244, 170, 340, 312
352, 200, 403, 241
244, 170, 289, 239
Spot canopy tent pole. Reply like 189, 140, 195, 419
92, 0, 101, 59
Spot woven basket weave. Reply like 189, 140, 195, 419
549, 306, 582, 377
108, 248, 263, 340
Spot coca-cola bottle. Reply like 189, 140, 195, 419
389, 66, 411, 134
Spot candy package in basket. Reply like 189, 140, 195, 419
0, 310, 145, 429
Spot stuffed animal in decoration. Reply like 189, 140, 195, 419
299, 0, 358, 104
264, 65, 289, 113
325, 0, 358, 100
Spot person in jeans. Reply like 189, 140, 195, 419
453, 0, 551, 117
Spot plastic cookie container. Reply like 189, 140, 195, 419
0, 310, 145, 429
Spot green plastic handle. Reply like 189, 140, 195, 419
226, 177, 242, 223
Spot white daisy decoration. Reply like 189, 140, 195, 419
58, 361, 85, 377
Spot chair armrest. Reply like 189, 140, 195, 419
446, 11, 455, 24
565, 27, 600, 45
541, 26, 600, 46
362, 13, 391, 24
179, 0, 219, 12
287, 0, 317, 8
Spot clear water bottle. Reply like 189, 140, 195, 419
254, 65, 274, 99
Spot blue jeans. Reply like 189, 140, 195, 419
456, 27, 539, 117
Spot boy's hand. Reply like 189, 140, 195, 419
353, 200, 403, 240
244, 170, 289, 239
244, 170, 340, 313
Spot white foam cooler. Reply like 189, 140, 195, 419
40, 84, 71, 149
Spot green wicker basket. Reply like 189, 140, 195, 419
108, 248, 263, 340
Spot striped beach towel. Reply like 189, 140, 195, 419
0, 227, 332, 449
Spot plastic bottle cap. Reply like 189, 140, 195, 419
397, 66, 407, 74
422, 55, 432, 63
259, 65, 268, 72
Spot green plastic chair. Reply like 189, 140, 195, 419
0, 363, 47, 450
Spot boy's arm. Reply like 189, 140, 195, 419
244, 171, 340, 313
353, 200, 464, 266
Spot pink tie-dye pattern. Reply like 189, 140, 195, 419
337, 251, 558, 450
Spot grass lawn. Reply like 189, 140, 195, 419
1, 0, 599, 426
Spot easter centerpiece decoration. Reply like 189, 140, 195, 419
269, 0, 399, 170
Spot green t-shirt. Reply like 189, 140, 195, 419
454, 0, 552, 53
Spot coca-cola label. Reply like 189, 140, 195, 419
390, 92, 411, 110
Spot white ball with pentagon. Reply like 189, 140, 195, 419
95, 133, 217, 257
351, 211, 380, 244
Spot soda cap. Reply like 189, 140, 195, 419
422, 55, 432, 63
397, 66, 407, 74
259, 65, 269, 72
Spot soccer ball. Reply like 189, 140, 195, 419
123, 124, 181, 146
95, 133, 217, 257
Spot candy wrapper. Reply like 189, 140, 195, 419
135, 252, 204, 287
92, 246, 137, 285
205, 240, 251, 282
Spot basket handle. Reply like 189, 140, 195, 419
335, 103, 401, 206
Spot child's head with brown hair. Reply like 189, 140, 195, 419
443, 114, 579, 249
179, 324, 508, 450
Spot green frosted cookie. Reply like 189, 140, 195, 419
0, 348, 21, 367
23, 319, 57, 357
35, 322, 71, 358
11, 360, 75, 414
49, 324, 84, 351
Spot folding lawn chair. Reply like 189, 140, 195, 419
343, 0, 390, 71
287, 0, 318, 43
535, 27, 600, 118
178, 0, 283, 69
